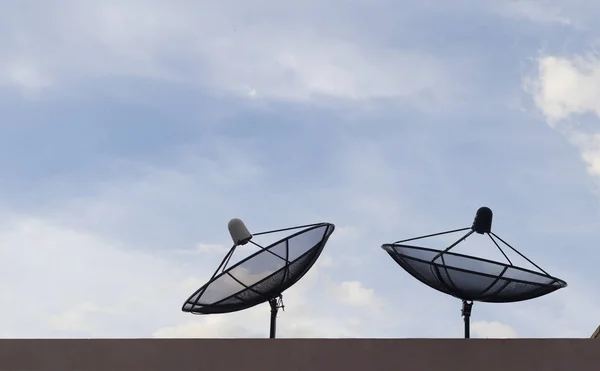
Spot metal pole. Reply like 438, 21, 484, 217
269, 298, 278, 339
461, 300, 473, 339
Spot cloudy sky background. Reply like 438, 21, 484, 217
1, 0, 600, 339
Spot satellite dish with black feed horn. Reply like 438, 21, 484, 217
182, 218, 335, 338
381, 207, 567, 338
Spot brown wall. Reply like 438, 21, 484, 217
0, 339, 598, 371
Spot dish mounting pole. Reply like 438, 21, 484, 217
269, 295, 284, 339
461, 300, 473, 339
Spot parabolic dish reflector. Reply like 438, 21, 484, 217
381, 244, 566, 303
183, 223, 335, 314
381, 206, 567, 338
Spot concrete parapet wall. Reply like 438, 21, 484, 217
0, 339, 598, 371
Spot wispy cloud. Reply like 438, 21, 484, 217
0, 0, 466, 106
492, 0, 573, 26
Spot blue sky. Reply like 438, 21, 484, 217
1, 0, 600, 338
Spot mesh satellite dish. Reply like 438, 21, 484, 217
381, 207, 567, 338
182, 218, 335, 338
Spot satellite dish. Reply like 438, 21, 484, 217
182, 219, 335, 338
381, 207, 567, 338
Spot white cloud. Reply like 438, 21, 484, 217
492, 0, 572, 26
331, 281, 380, 309
471, 321, 518, 338
154, 315, 262, 338
0, 216, 188, 337
0, 0, 461, 104
567, 131, 600, 177
528, 55, 600, 125
528, 53, 600, 182
175, 243, 229, 255
154, 306, 366, 339
0, 62, 52, 95
51, 302, 118, 333
204, 41, 449, 102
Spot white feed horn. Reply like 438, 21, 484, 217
228, 218, 253, 246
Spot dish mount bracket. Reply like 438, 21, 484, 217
269, 295, 285, 339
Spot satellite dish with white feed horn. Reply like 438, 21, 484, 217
182, 218, 335, 338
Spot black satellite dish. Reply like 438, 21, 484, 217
182, 218, 335, 338
381, 207, 567, 338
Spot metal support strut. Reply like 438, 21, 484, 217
269, 295, 285, 339
461, 300, 473, 339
